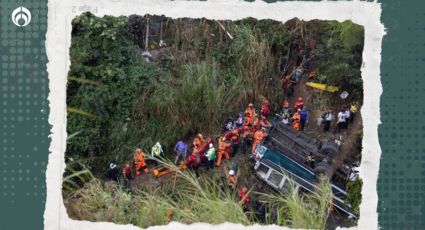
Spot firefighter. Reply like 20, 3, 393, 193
134, 149, 148, 175
252, 127, 267, 154
216, 137, 231, 167
151, 142, 164, 166
295, 97, 304, 110
230, 129, 240, 156
244, 103, 255, 126
292, 109, 301, 131
238, 186, 251, 212
261, 99, 270, 117
228, 169, 238, 189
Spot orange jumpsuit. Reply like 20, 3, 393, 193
292, 112, 301, 131
244, 107, 254, 126
134, 150, 148, 175
216, 138, 231, 167
228, 175, 238, 188
252, 130, 267, 153
252, 115, 260, 135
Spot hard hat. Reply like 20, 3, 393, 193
156, 142, 160, 146
229, 170, 235, 176
110, 163, 117, 169
209, 143, 213, 148
136, 148, 141, 152
248, 103, 254, 107
298, 97, 303, 101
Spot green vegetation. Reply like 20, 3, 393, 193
65, 13, 364, 228
66, 14, 364, 172
345, 178, 363, 217
64, 164, 333, 228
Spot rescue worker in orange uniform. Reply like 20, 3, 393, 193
295, 97, 304, 110
134, 148, 149, 175
252, 128, 267, 154
244, 103, 255, 126
252, 114, 261, 135
292, 109, 301, 131
216, 137, 231, 167
228, 169, 238, 189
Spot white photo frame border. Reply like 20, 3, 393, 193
45, 0, 385, 229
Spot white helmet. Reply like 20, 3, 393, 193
156, 142, 160, 146
110, 163, 117, 169
229, 170, 235, 176
209, 143, 213, 148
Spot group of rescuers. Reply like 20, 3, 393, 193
107, 97, 360, 211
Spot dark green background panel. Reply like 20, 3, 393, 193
0, 0, 49, 230
0, 0, 423, 229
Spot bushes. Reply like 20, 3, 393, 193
345, 178, 363, 217
66, 13, 364, 175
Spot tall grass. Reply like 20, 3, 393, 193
65, 160, 250, 228
259, 177, 333, 229
64, 159, 333, 229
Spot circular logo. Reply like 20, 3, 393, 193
11, 6, 31, 27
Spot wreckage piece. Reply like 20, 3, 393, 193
306, 82, 339, 93
152, 161, 187, 178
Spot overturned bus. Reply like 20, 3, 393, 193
253, 123, 357, 217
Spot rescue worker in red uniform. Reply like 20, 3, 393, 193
238, 186, 251, 211
230, 129, 240, 156
295, 97, 304, 110
261, 99, 270, 117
